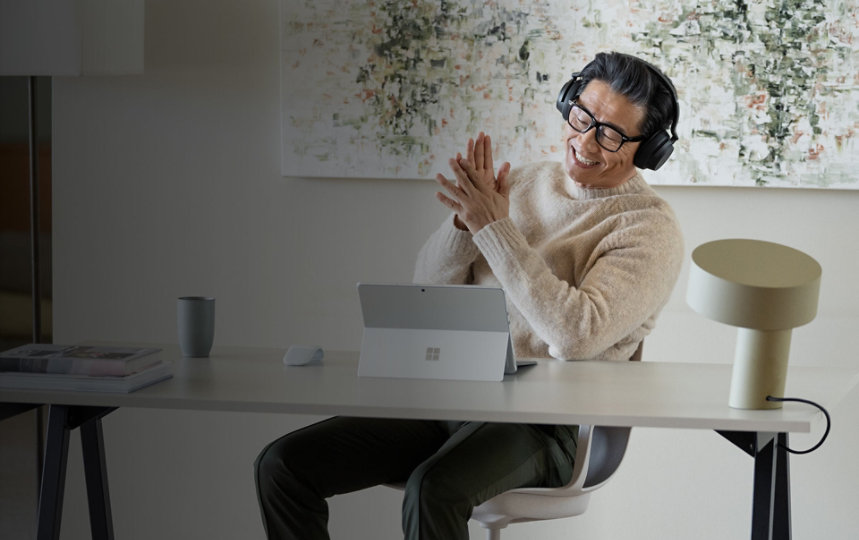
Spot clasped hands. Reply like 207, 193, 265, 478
435, 132, 511, 234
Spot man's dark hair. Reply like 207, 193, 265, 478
578, 52, 677, 138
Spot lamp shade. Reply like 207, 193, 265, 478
686, 238, 821, 331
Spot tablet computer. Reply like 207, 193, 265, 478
357, 283, 535, 381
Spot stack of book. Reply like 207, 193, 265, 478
0, 344, 172, 393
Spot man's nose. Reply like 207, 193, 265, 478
578, 126, 601, 152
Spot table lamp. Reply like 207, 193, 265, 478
686, 239, 821, 409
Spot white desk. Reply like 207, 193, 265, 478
2, 345, 858, 540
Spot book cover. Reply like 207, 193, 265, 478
0, 360, 172, 393
0, 344, 162, 376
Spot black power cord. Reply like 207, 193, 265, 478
766, 396, 831, 455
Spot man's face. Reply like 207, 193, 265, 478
563, 79, 646, 189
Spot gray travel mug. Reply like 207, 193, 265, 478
177, 296, 215, 357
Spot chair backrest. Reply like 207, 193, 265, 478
576, 340, 640, 488
582, 340, 640, 487
493, 340, 642, 498
582, 425, 632, 488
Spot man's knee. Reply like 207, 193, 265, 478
404, 460, 469, 513
255, 438, 305, 499
255, 443, 283, 494
402, 462, 472, 539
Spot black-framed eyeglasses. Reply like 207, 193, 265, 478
565, 100, 645, 152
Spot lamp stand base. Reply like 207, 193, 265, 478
729, 328, 792, 409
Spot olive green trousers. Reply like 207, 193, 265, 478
254, 417, 576, 540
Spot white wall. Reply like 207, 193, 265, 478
51, 1, 859, 539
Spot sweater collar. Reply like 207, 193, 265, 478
566, 172, 648, 200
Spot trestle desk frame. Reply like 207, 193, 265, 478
2, 346, 856, 540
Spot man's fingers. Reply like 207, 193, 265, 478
437, 171, 462, 196
466, 138, 475, 169
450, 158, 481, 196
496, 162, 511, 197
483, 133, 493, 174
435, 191, 461, 212
474, 132, 485, 170
455, 157, 492, 196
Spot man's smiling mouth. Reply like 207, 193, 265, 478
573, 147, 598, 167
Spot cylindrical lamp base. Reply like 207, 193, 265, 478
729, 328, 792, 409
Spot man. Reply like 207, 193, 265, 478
256, 51, 684, 540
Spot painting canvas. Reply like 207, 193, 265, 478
281, 0, 859, 188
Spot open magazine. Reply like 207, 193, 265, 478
0, 344, 162, 376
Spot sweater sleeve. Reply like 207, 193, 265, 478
471, 212, 683, 360
413, 214, 482, 284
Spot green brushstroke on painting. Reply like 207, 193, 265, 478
635, 0, 848, 186
348, 0, 536, 158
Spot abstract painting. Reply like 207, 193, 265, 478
281, 0, 859, 188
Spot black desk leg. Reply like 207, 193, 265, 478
752, 433, 791, 540
718, 431, 791, 540
81, 416, 114, 540
36, 405, 72, 540
36, 405, 116, 540
773, 433, 791, 539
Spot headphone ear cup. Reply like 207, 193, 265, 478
556, 79, 574, 118
556, 74, 583, 119
634, 131, 674, 171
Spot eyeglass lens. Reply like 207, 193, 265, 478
568, 104, 626, 152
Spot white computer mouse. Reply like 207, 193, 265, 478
283, 345, 324, 366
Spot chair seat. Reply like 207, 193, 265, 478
387, 424, 630, 538
470, 424, 631, 535
389, 343, 642, 539
470, 490, 593, 527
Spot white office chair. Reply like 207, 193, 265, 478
469, 423, 631, 539
470, 342, 641, 539
388, 343, 640, 539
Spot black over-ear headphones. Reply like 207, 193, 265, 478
555, 55, 679, 171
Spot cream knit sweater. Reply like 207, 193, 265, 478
414, 161, 684, 362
